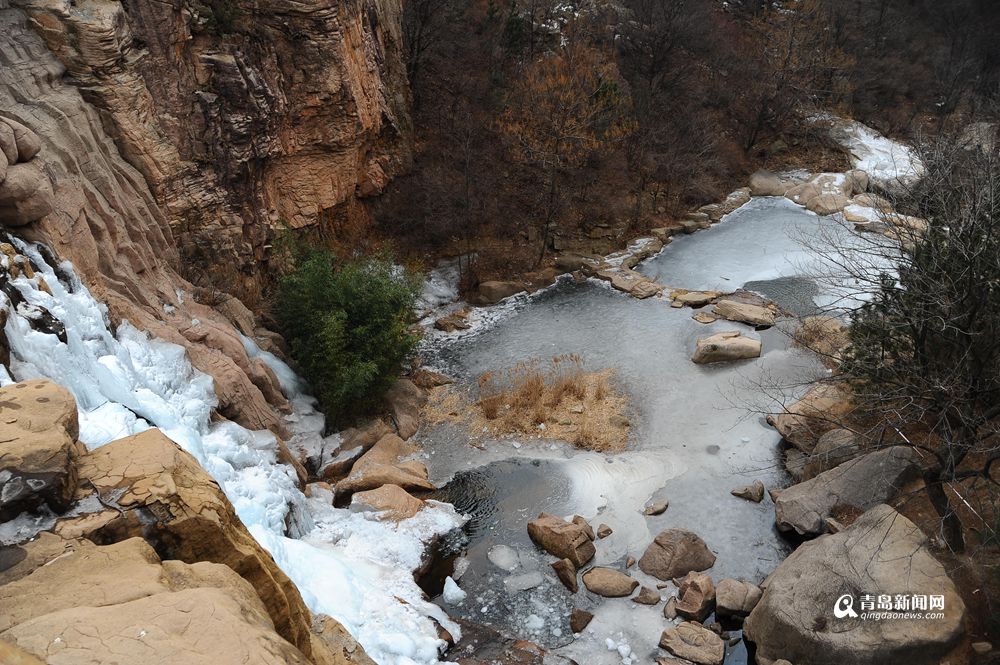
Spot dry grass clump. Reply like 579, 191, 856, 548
422, 355, 630, 450
462, 355, 629, 450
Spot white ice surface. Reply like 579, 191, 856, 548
0, 238, 463, 665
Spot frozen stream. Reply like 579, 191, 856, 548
419, 197, 855, 664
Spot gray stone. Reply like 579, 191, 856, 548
775, 446, 920, 536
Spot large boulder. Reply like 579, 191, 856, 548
581, 567, 638, 597
767, 382, 853, 453
1, 118, 42, 162
0, 380, 82, 520
0, 537, 313, 665
65, 429, 328, 660
335, 433, 435, 495
774, 446, 920, 536
715, 579, 762, 618
638, 529, 716, 580
659, 621, 725, 665
711, 299, 777, 327
692, 331, 761, 364
526, 512, 596, 568
745, 505, 966, 665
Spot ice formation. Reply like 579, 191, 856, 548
0, 238, 463, 665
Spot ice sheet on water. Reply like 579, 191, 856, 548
0, 238, 464, 665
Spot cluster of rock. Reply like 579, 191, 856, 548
0, 379, 373, 664
466, 186, 760, 308
524, 511, 772, 665
288, 376, 441, 524
746, 370, 975, 665
751, 168, 929, 248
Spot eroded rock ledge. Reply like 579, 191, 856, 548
0, 379, 372, 664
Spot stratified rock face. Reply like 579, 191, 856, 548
9, 0, 411, 286
745, 505, 966, 665
0, 537, 313, 665
0, 380, 82, 520
0, 17, 289, 434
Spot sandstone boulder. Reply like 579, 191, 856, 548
794, 315, 849, 361
350, 484, 425, 521
672, 290, 720, 307
745, 505, 966, 665
643, 500, 669, 516
845, 169, 869, 193
634, 586, 661, 605
631, 279, 665, 299
554, 252, 605, 274
775, 446, 919, 536
659, 621, 725, 665
526, 512, 596, 568
638, 529, 716, 580
1, 118, 42, 162
715, 579, 762, 618
67, 430, 325, 658
692, 331, 761, 364
0, 120, 16, 165
597, 523, 613, 538
767, 382, 853, 452
336, 433, 435, 495
571, 515, 595, 540
674, 571, 716, 621
712, 299, 776, 327
581, 567, 638, 597
569, 608, 593, 633
0, 537, 312, 665
435, 312, 471, 332
0, 380, 82, 520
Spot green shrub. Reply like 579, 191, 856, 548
275, 251, 421, 424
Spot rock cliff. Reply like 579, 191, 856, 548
6, 0, 410, 293
1, 0, 409, 433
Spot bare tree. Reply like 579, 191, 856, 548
792, 134, 1000, 553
